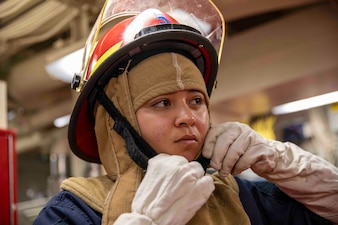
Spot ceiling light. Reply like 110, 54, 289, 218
54, 114, 71, 128
45, 48, 84, 83
272, 91, 338, 115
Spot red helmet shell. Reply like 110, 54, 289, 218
85, 9, 179, 81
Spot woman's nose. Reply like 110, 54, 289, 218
174, 103, 196, 127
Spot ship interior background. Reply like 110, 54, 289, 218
0, 0, 338, 224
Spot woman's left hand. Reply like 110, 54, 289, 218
202, 122, 338, 224
202, 121, 284, 177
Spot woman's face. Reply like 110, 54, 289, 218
136, 90, 210, 161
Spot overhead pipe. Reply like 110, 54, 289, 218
15, 126, 68, 154
9, 99, 74, 136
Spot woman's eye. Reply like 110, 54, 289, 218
153, 99, 170, 108
191, 97, 203, 105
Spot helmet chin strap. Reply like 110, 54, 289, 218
97, 89, 156, 170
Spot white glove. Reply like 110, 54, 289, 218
114, 153, 215, 225
202, 121, 283, 176
202, 121, 338, 224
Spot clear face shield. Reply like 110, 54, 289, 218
73, 0, 225, 92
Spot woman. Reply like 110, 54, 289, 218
34, 4, 338, 225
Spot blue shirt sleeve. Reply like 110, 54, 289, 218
33, 191, 102, 225
235, 177, 333, 225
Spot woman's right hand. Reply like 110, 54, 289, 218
114, 153, 215, 225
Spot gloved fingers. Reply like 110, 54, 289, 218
203, 122, 282, 177
227, 144, 261, 175
149, 175, 215, 224
209, 132, 233, 170
184, 161, 206, 178
153, 174, 214, 211
218, 132, 250, 176
145, 154, 190, 188
196, 175, 215, 199
126, 177, 214, 225
134, 154, 211, 216
203, 124, 239, 171
166, 175, 214, 210
154, 161, 208, 203
202, 124, 225, 158
133, 154, 189, 210
217, 125, 268, 176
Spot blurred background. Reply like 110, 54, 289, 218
0, 0, 337, 224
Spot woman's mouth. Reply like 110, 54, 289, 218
175, 134, 198, 144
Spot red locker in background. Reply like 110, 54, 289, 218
0, 129, 17, 225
